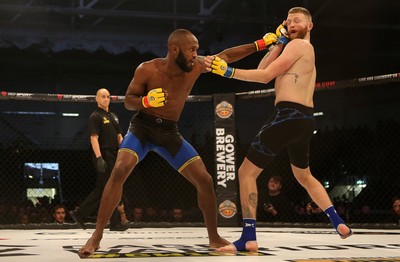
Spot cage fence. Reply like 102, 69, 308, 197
0, 75, 399, 228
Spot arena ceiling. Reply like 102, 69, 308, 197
0, 0, 398, 151
0, 0, 398, 82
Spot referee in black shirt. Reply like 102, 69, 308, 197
70, 88, 128, 231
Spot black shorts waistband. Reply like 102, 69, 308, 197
275, 101, 314, 116
135, 111, 177, 127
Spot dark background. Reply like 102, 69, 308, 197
0, 0, 398, 95
0, 0, 399, 226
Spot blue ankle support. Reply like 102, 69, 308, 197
324, 205, 345, 230
232, 218, 256, 251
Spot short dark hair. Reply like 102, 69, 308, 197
269, 175, 282, 184
53, 204, 66, 213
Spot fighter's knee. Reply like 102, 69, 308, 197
191, 171, 213, 190
110, 164, 133, 183
293, 167, 312, 187
199, 172, 213, 185
238, 167, 258, 181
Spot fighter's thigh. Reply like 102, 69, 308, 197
113, 131, 145, 181
180, 159, 213, 188
110, 150, 138, 183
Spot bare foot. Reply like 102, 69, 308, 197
337, 224, 352, 239
217, 241, 258, 252
79, 236, 101, 255
209, 236, 230, 248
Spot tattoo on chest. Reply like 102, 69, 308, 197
284, 72, 299, 83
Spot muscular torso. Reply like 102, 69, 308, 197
274, 39, 316, 108
127, 58, 204, 122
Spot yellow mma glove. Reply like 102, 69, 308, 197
142, 88, 166, 108
276, 24, 289, 45
254, 32, 277, 51
210, 56, 235, 78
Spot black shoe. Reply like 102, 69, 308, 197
69, 210, 86, 230
109, 223, 129, 231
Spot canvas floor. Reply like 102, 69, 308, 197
1, 227, 399, 262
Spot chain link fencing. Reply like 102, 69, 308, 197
0, 79, 399, 228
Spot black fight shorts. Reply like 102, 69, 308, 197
246, 101, 315, 169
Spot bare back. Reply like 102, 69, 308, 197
274, 39, 316, 107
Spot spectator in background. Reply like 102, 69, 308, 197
131, 207, 144, 223
350, 204, 373, 223
171, 207, 185, 222
304, 201, 328, 223
391, 196, 400, 224
159, 209, 170, 222
383, 196, 400, 224
39, 207, 52, 223
53, 204, 67, 224
19, 213, 30, 224
144, 206, 158, 222
257, 175, 295, 222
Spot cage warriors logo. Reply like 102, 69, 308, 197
215, 101, 233, 119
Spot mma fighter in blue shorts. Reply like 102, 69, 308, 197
79, 28, 280, 255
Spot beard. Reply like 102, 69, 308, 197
290, 26, 308, 40
175, 50, 193, 72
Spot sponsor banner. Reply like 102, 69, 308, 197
0, 92, 125, 103
213, 93, 238, 225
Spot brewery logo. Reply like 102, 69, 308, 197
218, 200, 237, 218
215, 101, 233, 119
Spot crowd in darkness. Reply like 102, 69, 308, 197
0, 197, 199, 225
0, 118, 399, 226
1, 194, 399, 226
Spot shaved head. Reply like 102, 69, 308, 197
96, 88, 109, 97
168, 29, 193, 46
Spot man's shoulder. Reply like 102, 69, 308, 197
109, 111, 118, 117
136, 58, 164, 77
139, 58, 163, 68
89, 108, 100, 116
288, 39, 313, 50
89, 109, 103, 120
